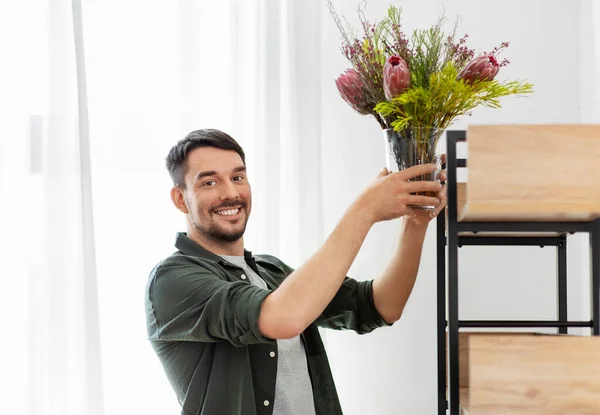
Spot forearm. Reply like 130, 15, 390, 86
372, 218, 427, 323
258, 201, 374, 339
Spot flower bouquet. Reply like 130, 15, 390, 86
329, 1, 534, 210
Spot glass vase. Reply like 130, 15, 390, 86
382, 126, 444, 211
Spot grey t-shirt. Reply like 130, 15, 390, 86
219, 255, 316, 415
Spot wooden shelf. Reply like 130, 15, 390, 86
450, 125, 600, 225
446, 332, 540, 414
447, 183, 567, 237
458, 334, 600, 415
445, 332, 540, 399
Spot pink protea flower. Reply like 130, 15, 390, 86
383, 55, 410, 101
335, 69, 371, 115
457, 54, 500, 85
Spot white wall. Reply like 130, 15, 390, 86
581, 0, 600, 125
320, 1, 589, 414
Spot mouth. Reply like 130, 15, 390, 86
213, 206, 243, 220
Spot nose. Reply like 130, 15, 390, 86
219, 179, 240, 201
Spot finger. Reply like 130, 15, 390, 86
377, 167, 390, 178
406, 194, 441, 206
435, 193, 446, 210
431, 200, 445, 217
404, 180, 443, 193
441, 153, 447, 164
396, 163, 438, 180
438, 186, 446, 202
439, 170, 447, 182
429, 191, 447, 218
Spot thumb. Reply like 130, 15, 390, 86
377, 167, 389, 178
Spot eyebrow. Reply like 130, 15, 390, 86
193, 166, 246, 183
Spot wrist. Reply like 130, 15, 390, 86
349, 197, 376, 228
402, 216, 428, 233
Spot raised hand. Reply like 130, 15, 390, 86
358, 163, 443, 224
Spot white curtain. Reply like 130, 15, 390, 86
0, 0, 104, 414
0, 0, 324, 413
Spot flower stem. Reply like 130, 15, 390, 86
373, 112, 387, 129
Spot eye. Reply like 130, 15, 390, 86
233, 175, 245, 182
202, 180, 217, 187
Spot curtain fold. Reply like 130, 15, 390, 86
71, 0, 105, 412
42, 0, 104, 413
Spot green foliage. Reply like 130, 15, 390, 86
375, 63, 534, 132
408, 19, 447, 89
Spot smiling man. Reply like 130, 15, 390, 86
145, 129, 447, 415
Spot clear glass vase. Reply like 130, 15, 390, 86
382, 126, 444, 211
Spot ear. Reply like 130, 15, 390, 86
170, 186, 190, 214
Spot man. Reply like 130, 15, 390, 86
145, 129, 447, 415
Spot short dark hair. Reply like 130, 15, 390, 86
166, 129, 246, 188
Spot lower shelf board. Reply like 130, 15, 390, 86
447, 333, 600, 415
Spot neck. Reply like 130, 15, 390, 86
187, 227, 245, 256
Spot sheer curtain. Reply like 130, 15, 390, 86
1, 0, 324, 414
0, 0, 104, 414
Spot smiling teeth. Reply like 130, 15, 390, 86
216, 209, 239, 216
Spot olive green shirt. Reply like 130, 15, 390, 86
145, 232, 390, 415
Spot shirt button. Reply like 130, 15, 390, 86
263, 400, 270, 407
240, 274, 247, 280
269, 351, 276, 358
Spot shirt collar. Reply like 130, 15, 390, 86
174, 232, 255, 265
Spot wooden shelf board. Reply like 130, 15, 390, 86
448, 125, 600, 224
459, 203, 600, 223
466, 335, 600, 414
448, 183, 600, 229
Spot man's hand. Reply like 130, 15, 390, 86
358, 163, 443, 225
405, 155, 447, 226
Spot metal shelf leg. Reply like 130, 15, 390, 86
591, 219, 600, 336
557, 235, 568, 334
446, 132, 460, 415
436, 209, 446, 414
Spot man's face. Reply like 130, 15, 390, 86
183, 147, 251, 243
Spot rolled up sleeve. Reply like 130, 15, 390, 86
146, 261, 274, 347
316, 278, 392, 334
